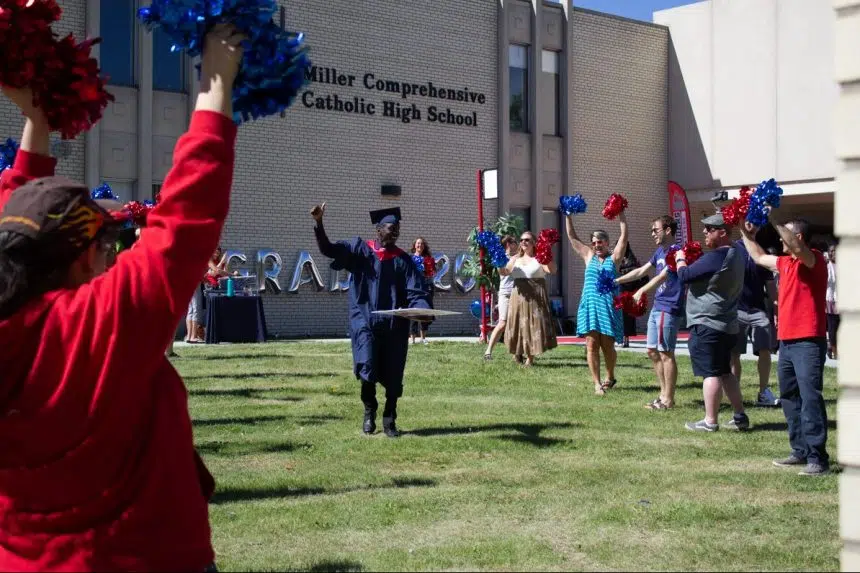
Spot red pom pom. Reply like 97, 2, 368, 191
683, 241, 703, 265
602, 193, 629, 220
535, 227, 560, 264
666, 241, 703, 273
613, 291, 648, 318
204, 274, 218, 288
423, 255, 436, 278
0, 0, 61, 88
35, 35, 114, 140
538, 228, 560, 245
722, 186, 751, 227
123, 200, 153, 226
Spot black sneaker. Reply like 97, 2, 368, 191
772, 455, 807, 467
798, 463, 830, 477
725, 413, 750, 431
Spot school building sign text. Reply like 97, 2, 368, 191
300, 66, 487, 128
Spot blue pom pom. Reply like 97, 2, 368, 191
138, 0, 311, 123
475, 230, 509, 268
596, 268, 617, 296
0, 138, 19, 173
411, 254, 424, 273
746, 178, 783, 226
559, 194, 587, 216
91, 182, 118, 201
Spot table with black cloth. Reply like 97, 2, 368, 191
204, 294, 267, 344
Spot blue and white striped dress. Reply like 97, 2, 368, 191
576, 255, 623, 343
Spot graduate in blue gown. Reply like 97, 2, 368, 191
311, 203, 432, 437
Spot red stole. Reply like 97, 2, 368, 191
367, 240, 405, 261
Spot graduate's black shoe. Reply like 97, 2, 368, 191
383, 418, 400, 438
363, 411, 377, 434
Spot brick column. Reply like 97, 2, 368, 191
834, 0, 860, 570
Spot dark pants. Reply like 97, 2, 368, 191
778, 338, 829, 467
361, 381, 398, 421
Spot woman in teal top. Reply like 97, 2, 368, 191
566, 210, 628, 395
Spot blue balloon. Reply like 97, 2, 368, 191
470, 300, 482, 319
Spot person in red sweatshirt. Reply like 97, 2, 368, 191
0, 25, 245, 571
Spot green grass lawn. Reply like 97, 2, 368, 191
173, 342, 839, 572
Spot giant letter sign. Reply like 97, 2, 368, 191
454, 253, 476, 293
434, 254, 451, 291
287, 251, 325, 292
257, 250, 284, 293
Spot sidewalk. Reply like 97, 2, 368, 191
174, 336, 838, 368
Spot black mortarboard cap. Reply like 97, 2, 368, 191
369, 207, 402, 226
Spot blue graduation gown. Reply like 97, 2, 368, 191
315, 225, 430, 395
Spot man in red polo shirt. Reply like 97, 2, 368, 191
740, 216, 829, 476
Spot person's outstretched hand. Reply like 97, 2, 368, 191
196, 24, 246, 118
1, 85, 50, 155
311, 202, 326, 222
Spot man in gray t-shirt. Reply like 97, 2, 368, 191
674, 213, 749, 433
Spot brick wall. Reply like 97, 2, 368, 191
223, 0, 499, 337
0, 0, 87, 182
834, 0, 860, 568
568, 9, 669, 329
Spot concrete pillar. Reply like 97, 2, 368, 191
560, 0, 573, 315
498, 0, 511, 214
834, 0, 860, 570
137, 16, 153, 200
529, 0, 542, 233
85, 0, 100, 189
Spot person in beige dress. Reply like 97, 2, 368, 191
504, 230, 558, 366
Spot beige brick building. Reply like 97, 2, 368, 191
0, 0, 671, 337
835, 0, 859, 569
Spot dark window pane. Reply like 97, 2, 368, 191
542, 50, 561, 136
509, 45, 529, 132
153, 28, 186, 91
99, 0, 135, 86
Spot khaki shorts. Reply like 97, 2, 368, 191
497, 291, 512, 323
734, 309, 777, 356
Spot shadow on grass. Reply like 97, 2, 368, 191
306, 562, 363, 573
193, 413, 343, 428
194, 414, 288, 427
189, 387, 305, 401
751, 420, 837, 433
405, 422, 576, 448
185, 372, 342, 381
211, 477, 437, 504
196, 439, 305, 456
178, 353, 294, 361
534, 362, 588, 370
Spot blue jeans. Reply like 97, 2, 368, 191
778, 338, 829, 467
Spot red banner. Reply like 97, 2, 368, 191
668, 181, 692, 246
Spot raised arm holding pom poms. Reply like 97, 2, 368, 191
0, 24, 251, 571
567, 206, 627, 395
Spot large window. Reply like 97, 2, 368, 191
542, 50, 561, 136
99, 0, 136, 87
153, 28, 186, 92
509, 45, 529, 132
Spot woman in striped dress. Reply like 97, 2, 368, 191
566, 211, 628, 395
